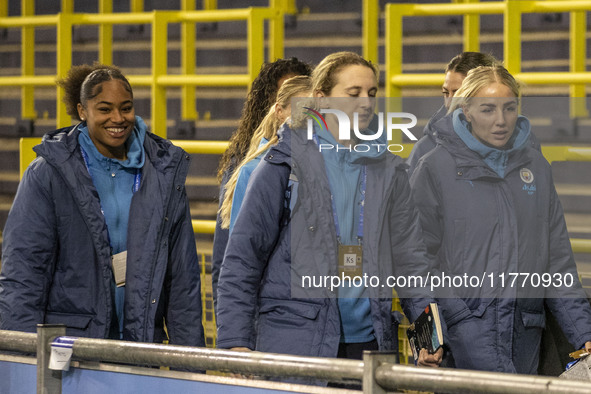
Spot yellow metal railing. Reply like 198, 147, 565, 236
362, 0, 379, 65
0, 3, 285, 137
384, 0, 590, 118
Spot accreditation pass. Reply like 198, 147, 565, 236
111, 251, 127, 287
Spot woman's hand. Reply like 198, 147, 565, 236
230, 347, 252, 352
418, 347, 443, 367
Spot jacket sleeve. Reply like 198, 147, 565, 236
544, 181, 591, 349
164, 187, 205, 347
409, 159, 443, 258
0, 161, 57, 332
229, 163, 256, 233
211, 171, 231, 313
216, 160, 290, 349
389, 166, 437, 323
406, 135, 436, 178
409, 159, 472, 328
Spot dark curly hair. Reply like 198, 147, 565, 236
57, 63, 133, 121
216, 57, 311, 180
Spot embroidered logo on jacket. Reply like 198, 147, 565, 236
522, 184, 537, 195
519, 168, 534, 184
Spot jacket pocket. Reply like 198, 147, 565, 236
45, 311, 93, 330
520, 310, 546, 329
259, 299, 321, 320
256, 299, 323, 355
442, 298, 492, 328
467, 298, 494, 318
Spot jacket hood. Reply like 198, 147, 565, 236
423, 104, 447, 140
432, 110, 533, 179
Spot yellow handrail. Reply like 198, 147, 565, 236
0, 6, 284, 137
174, 140, 229, 155
384, 1, 591, 117
0, 15, 59, 26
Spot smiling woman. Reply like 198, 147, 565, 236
77, 78, 135, 160
0, 63, 205, 350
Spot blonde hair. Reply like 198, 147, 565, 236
219, 76, 312, 229
311, 51, 378, 96
448, 64, 521, 113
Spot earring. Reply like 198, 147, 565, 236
80, 117, 85, 121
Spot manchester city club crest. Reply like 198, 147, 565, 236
520, 168, 534, 184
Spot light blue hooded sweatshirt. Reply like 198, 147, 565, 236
315, 122, 388, 343
78, 115, 146, 338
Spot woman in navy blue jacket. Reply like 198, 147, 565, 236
0, 64, 204, 347
212, 59, 311, 310
217, 52, 441, 367
410, 64, 591, 373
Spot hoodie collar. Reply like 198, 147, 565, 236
78, 115, 146, 169
451, 108, 531, 178
313, 118, 389, 164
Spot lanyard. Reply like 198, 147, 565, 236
80, 146, 142, 217
312, 132, 366, 244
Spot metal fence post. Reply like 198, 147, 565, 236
21, 0, 36, 122
362, 0, 379, 65
37, 324, 66, 394
363, 351, 396, 394
151, 11, 169, 138
56, 12, 73, 128
99, 0, 114, 65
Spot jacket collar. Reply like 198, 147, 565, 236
423, 104, 447, 140
77, 115, 147, 169
433, 112, 533, 180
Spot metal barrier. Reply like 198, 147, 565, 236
384, 0, 590, 118
0, 0, 287, 137
3, 326, 590, 394
370, 360, 591, 394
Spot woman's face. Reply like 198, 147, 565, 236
77, 79, 135, 160
463, 82, 518, 149
318, 64, 378, 133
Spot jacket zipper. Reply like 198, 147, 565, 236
141, 152, 186, 341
